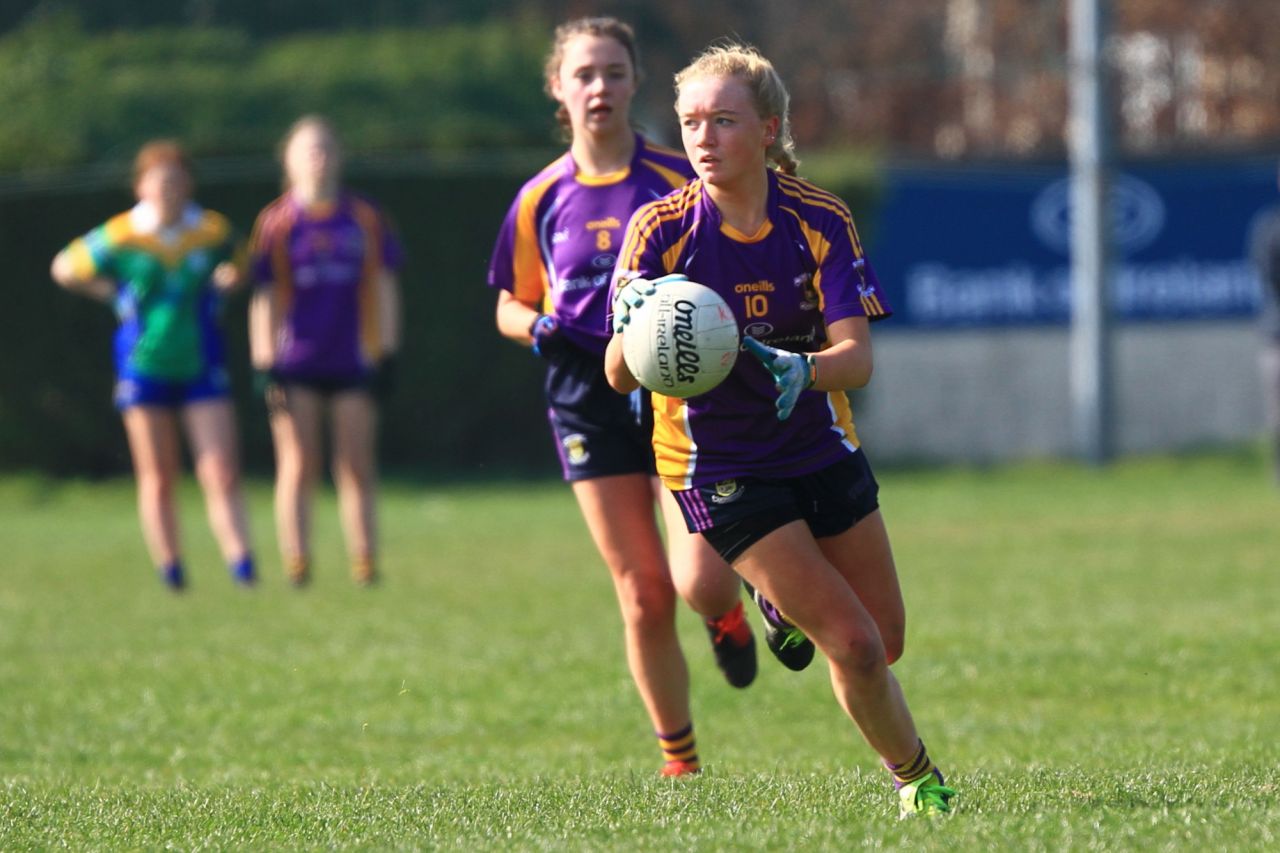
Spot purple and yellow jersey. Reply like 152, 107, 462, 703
60, 203, 242, 382
611, 170, 893, 490
249, 192, 403, 380
487, 134, 695, 357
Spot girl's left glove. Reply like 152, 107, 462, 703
743, 337, 816, 422
529, 314, 565, 358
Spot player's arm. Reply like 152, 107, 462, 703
604, 273, 674, 393
604, 328, 639, 393
812, 316, 874, 391
211, 241, 249, 292
604, 199, 677, 393
744, 317, 873, 421
490, 192, 563, 355
248, 288, 276, 371
50, 245, 115, 302
378, 270, 401, 356
495, 290, 543, 347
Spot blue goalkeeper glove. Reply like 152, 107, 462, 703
743, 336, 817, 421
611, 273, 688, 334
529, 313, 564, 358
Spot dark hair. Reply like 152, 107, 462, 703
544, 17, 641, 138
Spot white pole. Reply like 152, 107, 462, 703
1069, 0, 1113, 464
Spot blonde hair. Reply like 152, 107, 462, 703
543, 17, 641, 139
674, 43, 799, 175
277, 114, 341, 190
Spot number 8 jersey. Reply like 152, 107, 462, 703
487, 134, 694, 356
611, 169, 893, 490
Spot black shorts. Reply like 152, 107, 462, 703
275, 372, 372, 397
672, 452, 880, 563
544, 343, 654, 482
267, 372, 372, 417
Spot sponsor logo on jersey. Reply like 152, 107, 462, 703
559, 272, 611, 292
562, 433, 590, 466
710, 479, 744, 504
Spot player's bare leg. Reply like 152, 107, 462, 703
269, 385, 324, 584
733, 519, 920, 761
572, 474, 698, 770
658, 484, 756, 687
123, 406, 184, 586
817, 510, 906, 664
734, 516, 953, 814
330, 390, 378, 584
183, 399, 253, 584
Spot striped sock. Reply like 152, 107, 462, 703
351, 556, 377, 585
885, 740, 940, 789
285, 555, 310, 586
657, 722, 700, 772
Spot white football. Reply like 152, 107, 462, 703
623, 279, 739, 398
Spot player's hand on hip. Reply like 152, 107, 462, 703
743, 336, 816, 421
611, 273, 688, 333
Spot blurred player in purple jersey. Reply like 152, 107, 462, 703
487, 17, 756, 778
605, 44, 956, 817
50, 140, 256, 591
248, 116, 403, 587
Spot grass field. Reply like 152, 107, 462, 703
2, 448, 1278, 850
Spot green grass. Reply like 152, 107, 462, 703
2, 448, 1278, 850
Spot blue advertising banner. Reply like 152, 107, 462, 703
868, 159, 1277, 328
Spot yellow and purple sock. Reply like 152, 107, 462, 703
885, 740, 942, 789
285, 555, 310, 586
657, 722, 700, 772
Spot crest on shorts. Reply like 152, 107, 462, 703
562, 433, 590, 466
710, 479, 744, 504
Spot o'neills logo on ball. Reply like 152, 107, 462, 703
651, 297, 701, 389
671, 299, 701, 385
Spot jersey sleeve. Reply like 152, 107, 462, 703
486, 189, 551, 308
485, 199, 521, 294
809, 200, 893, 325
607, 200, 675, 332
248, 204, 283, 288
62, 219, 121, 282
